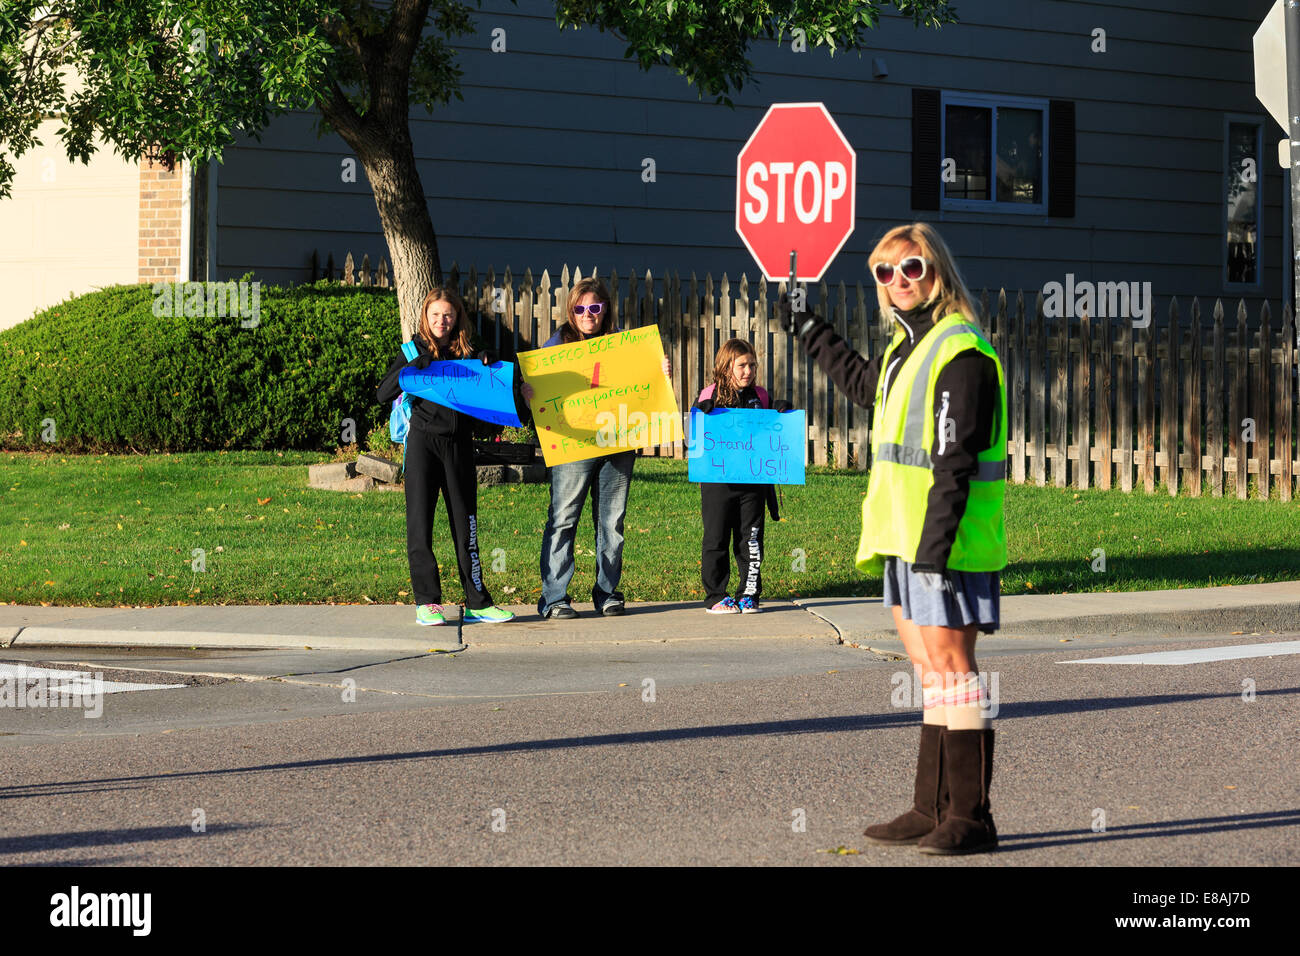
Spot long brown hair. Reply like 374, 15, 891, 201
712, 338, 758, 408
560, 277, 615, 343
416, 286, 473, 359
868, 222, 979, 327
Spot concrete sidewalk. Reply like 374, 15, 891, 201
3, 580, 1300, 651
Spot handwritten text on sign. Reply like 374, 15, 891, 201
687, 408, 806, 485
518, 327, 681, 466
399, 360, 522, 427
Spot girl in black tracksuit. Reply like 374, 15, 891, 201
376, 287, 517, 624
692, 337, 793, 613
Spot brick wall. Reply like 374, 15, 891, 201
138, 159, 182, 283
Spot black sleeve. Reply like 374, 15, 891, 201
913, 350, 1000, 571
801, 317, 881, 412
513, 365, 534, 426
376, 345, 432, 405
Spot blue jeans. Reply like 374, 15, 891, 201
538, 450, 636, 615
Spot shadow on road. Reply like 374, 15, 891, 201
2, 689, 1294, 799
0, 822, 267, 856
997, 808, 1300, 852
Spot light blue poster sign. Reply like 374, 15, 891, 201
399, 360, 523, 427
687, 407, 806, 484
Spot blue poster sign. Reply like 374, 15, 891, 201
399, 360, 522, 427
687, 407, 806, 485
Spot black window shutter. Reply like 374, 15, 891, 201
911, 88, 941, 211
1048, 100, 1076, 218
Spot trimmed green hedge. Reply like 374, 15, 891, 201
0, 280, 404, 452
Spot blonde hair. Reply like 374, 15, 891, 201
712, 338, 758, 407
560, 277, 615, 343
417, 287, 473, 359
868, 222, 978, 328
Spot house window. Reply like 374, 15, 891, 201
1225, 119, 1261, 287
941, 93, 1048, 215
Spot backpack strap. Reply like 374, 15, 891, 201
756, 386, 771, 409
698, 383, 716, 402
401, 340, 419, 362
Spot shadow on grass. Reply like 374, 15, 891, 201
778, 549, 1300, 600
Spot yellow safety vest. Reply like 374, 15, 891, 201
856, 313, 1008, 574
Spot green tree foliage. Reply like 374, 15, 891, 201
0, 0, 956, 331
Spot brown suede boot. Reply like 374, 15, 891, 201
918, 728, 997, 855
863, 724, 948, 845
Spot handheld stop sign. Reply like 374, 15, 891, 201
735, 102, 857, 285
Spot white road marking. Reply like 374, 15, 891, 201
0, 663, 185, 693
1061, 640, 1300, 666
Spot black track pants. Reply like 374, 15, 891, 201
700, 483, 765, 606
404, 427, 492, 609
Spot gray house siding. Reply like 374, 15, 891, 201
209, 0, 1281, 316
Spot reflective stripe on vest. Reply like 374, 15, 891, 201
856, 313, 1008, 574
875, 442, 1007, 481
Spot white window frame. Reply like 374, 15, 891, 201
940, 91, 1049, 216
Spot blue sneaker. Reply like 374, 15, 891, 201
738, 596, 760, 614
707, 597, 739, 614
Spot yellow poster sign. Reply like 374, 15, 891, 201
518, 326, 683, 466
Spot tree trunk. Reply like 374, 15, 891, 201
315, 0, 442, 339
359, 128, 442, 339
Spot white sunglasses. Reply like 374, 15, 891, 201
872, 256, 929, 286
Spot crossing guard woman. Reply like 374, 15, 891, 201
784, 222, 1007, 855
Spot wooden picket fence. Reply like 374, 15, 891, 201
322, 255, 1299, 499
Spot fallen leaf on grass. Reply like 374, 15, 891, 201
257, 497, 272, 505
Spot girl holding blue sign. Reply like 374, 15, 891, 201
377, 287, 516, 627
692, 338, 794, 614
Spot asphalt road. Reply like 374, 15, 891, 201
1, 633, 1296, 866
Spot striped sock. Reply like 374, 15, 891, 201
922, 680, 948, 726
944, 672, 991, 730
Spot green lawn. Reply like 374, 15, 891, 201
4, 450, 1300, 607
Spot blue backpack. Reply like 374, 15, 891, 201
388, 340, 421, 471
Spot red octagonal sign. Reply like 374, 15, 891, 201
735, 102, 857, 282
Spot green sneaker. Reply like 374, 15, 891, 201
464, 605, 515, 624
416, 604, 445, 626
